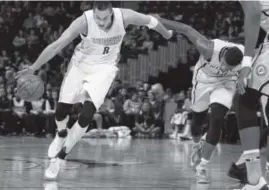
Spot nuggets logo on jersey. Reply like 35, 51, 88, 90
256, 64, 268, 76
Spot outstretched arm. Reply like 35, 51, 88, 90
157, 17, 213, 60
121, 8, 172, 40
29, 15, 87, 71
237, 1, 261, 94
240, 1, 261, 66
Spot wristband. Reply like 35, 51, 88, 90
242, 56, 253, 68
147, 16, 158, 29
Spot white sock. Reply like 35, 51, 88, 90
63, 121, 88, 153
55, 115, 69, 131
198, 158, 209, 168
243, 149, 262, 185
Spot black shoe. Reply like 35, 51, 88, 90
227, 162, 248, 183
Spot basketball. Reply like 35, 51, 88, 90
16, 74, 45, 101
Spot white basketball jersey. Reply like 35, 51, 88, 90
194, 39, 244, 83
72, 8, 126, 70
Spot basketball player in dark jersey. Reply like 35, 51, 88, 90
228, 1, 269, 189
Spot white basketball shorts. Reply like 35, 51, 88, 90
59, 59, 118, 110
191, 75, 237, 112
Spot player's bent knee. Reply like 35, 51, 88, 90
55, 103, 73, 121
205, 103, 228, 145
235, 93, 260, 130
78, 101, 96, 128
210, 103, 228, 119
191, 110, 208, 137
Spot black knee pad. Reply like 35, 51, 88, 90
191, 110, 208, 137
78, 101, 96, 128
55, 103, 73, 121
206, 103, 228, 145
234, 88, 262, 130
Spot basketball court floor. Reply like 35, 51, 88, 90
0, 137, 268, 190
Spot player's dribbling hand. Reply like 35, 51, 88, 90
15, 67, 35, 79
236, 67, 251, 95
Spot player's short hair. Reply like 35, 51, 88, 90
93, 1, 112, 11
224, 46, 243, 66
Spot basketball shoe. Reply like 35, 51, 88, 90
228, 162, 248, 183
196, 164, 210, 184
239, 177, 269, 190
48, 129, 68, 158
45, 157, 65, 180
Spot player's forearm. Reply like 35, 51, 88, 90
241, 1, 261, 68
244, 12, 261, 57
30, 43, 62, 71
159, 18, 199, 44
152, 21, 172, 39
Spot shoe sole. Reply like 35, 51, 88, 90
197, 180, 210, 184
44, 174, 57, 181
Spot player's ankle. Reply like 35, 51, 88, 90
57, 147, 67, 160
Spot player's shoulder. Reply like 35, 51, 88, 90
119, 8, 143, 19
82, 9, 93, 22
212, 38, 244, 52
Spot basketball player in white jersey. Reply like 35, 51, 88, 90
17, 1, 172, 179
155, 15, 244, 183
226, 1, 269, 189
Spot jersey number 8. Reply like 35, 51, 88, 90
103, 46, 110, 54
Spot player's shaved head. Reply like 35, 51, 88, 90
224, 46, 243, 66
93, 1, 113, 30
93, 1, 112, 11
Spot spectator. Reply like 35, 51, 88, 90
11, 95, 27, 135
12, 29, 26, 50
108, 79, 122, 98
138, 32, 154, 52
122, 91, 142, 129
23, 12, 35, 29
0, 50, 10, 65
28, 97, 46, 137
169, 103, 187, 139
20, 55, 32, 70
133, 101, 160, 137
0, 88, 11, 135
96, 96, 117, 129
148, 90, 164, 135
80, 2, 92, 12
43, 89, 57, 136
0, 76, 5, 88
12, 51, 22, 68
5, 67, 15, 86
114, 87, 128, 122
43, 26, 52, 45
27, 29, 39, 46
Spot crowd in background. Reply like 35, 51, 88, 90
0, 1, 246, 141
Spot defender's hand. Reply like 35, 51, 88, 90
237, 67, 251, 95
